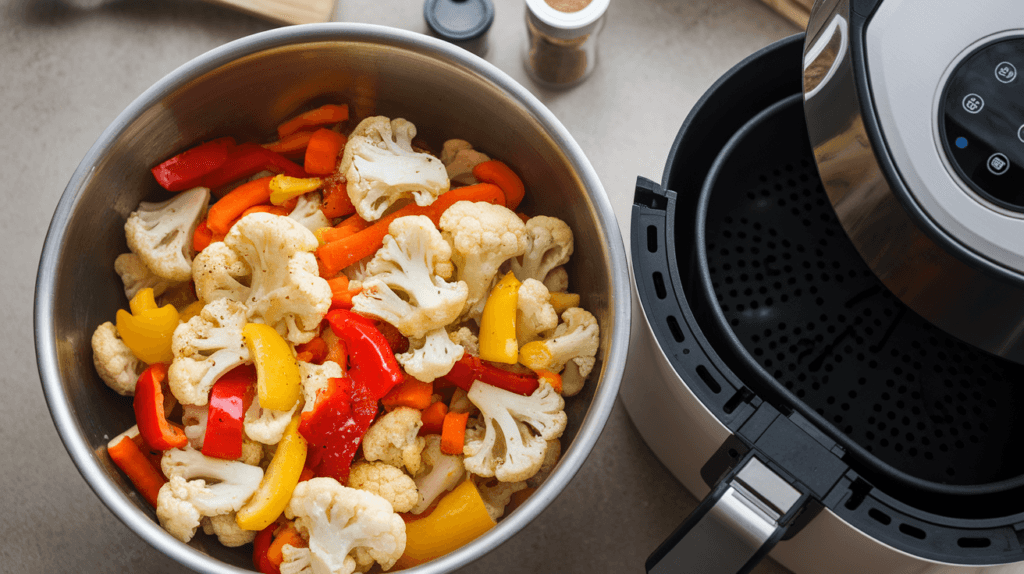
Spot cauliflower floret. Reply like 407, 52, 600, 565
448, 326, 480, 356
560, 356, 593, 398
543, 266, 569, 293
509, 216, 574, 288
440, 139, 490, 186
526, 439, 561, 488
125, 186, 210, 282
193, 242, 251, 304
439, 201, 528, 320
352, 216, 468, 340
156, 447, 264, 543
361, 407, 425, 475
339, 116, 449, 221
463, 381, 566, 483
475, 477, 527, 521
201, 512, 257, 547
168, 298, 250, 406
516, 279, 559, 344
285, 477, 406, 574
396, 327, 464, 383
114, 252, 179, 300
245, 399, 298, 445
300, 360, 344, 413
289, 191, 331, 235
91, 321, 146, 396
182, 404, 208, 449
520, 307, 599, 397
410, 435, 464, 515
348, 461, 419, 513
193, 213, 331, 345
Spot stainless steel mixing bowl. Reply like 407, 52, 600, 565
34, 23, 629, 574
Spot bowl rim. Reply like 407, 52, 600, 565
34, 22, 630, 574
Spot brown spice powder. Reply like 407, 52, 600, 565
544, 0, 593, 13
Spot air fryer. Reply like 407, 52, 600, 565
624, 7, 1024, 571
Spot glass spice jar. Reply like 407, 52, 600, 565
523, 0, 610, 87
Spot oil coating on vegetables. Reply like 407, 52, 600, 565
91, 103, 601, 572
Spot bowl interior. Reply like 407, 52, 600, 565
40, 26, 622, 572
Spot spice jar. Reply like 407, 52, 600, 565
523, 0, 610, 87
424, 0, 495, 58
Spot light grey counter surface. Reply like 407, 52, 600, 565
2, 0, 795, 571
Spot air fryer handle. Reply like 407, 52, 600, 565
646, 453, 806, 574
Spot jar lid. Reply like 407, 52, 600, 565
424, 0, 495, 43
525, 0, 609, 31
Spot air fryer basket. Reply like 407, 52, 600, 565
633, 33, 1024, 567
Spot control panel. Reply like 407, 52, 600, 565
941, 37, 1024, 211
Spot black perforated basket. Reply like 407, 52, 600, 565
632, 33, 1024, 566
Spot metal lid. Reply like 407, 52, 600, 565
424, 0, 494, 42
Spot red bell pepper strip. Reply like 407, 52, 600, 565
199, 143, 308, 190
134, 363, 188, 451
108, 435, 167, 508
325, 309, 404, 400
151, 137, 234, 192
202, 365, 256, 460
253, 523, 280, 574
440, 353, 540, 396
299, 376, 377, 483
419, 401, 448, 436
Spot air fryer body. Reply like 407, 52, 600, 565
624, 25, 1024, 573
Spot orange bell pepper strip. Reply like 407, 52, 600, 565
266, 524, 307, 566
107, 434, 168, 508
396, 480, 496, 568
473, 160, 526, 210
381, 376, 434, 411
277, 104, 349, 139
252, 522, 280, 574
316, 183, 505, 276
419, 400, 448, 436
304, 129, 347, 176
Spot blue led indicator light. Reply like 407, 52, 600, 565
956, 137, 969, 149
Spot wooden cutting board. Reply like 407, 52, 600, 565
759, 0, 814, 29
199, 0, 336, 25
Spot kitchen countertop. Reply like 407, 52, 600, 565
1, 0, 796, 571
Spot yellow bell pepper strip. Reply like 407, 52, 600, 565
116, 287, 179, 364
478, 271, 521, 364
133, 363, 188, 451
396, 480, 497, 569
549, 292, 581, 315
269, 174, 323, 205
178, 300, 205, 324
242, 323, 302, 412
236, 415, 307, 531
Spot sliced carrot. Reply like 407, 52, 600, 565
440, 411, 470, 455
381, 377, 434, 411
316, 183, 505, 276
241, 205, 292, 218
327, 275, 361, 310
319, 213, 370, 244
206, 176, 274, 235
304, 129, 347, 176
277, 104, 349, 139
193, 220, 214, 253
419, 400, 448, 436
263, 130, 316, 156
536, 369, 563, 394
108, 436, 167, 508
473, 160, 526, 210
321, 180, 356, 219
266, 525, 306, 566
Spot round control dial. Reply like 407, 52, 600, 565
941, 37, 1024, 211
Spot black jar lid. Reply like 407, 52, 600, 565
424, 0, 494, 43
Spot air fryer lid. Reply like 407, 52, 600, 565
633, 34, 1024, 574
802, 0, 1024, 363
